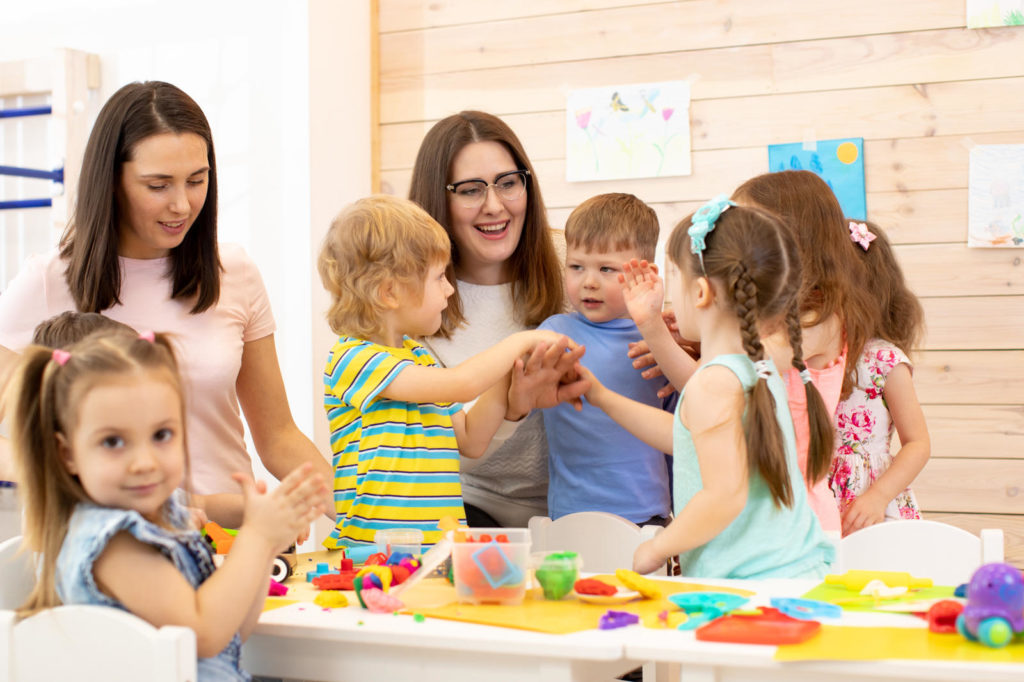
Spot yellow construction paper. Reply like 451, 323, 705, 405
775, 625, 1024, 663
403, 575, 753, 634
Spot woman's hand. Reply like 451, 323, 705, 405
507, 339, 588, 416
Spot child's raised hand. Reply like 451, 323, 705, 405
232, 462, 327, 555
841, 489, 887, 535
619, 259, 664, 329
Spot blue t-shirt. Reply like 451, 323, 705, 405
673, 355, 834, 579
57, 490, 249, 681
539, 313, 673, 523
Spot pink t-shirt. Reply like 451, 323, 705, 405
0, 244, 275, 494
783, 351, 845, 532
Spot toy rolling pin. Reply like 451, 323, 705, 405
825, 570, 932, 591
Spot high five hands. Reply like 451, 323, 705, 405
507, 336, 590, 418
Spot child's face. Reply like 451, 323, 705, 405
399, 261, 455, 338
60, 370, 185, 523
565, 245, 640, 324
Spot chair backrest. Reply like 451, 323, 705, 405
0, 605, 197, 682
529, 512, 666, 575
0, 536, 35, 611
836, 520, 1005, 586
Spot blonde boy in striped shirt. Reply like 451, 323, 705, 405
316, 196, 584, 548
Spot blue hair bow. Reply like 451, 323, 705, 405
688, 193, 736, 274
689, 194, 736, 256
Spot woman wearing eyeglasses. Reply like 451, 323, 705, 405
408, 111, 567, 528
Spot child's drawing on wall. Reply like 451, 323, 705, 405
968, 145, 1024, 247
767, 138, 867, 221
967, 0, 1024, 28
566, 80, 691, 182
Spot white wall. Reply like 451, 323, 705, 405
0, 1, 374, 503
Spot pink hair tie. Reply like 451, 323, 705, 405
849, 221, 876, 251
138, 330, 156, 342
52, 349, 71, 366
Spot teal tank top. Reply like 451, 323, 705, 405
673, 354, 835, 579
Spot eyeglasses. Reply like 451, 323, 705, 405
446, 170, 530, 209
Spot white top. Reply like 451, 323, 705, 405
0, 244, 275, 494
423, 281, 548, 527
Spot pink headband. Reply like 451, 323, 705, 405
51, 349, 70, 366
138, 330, 155, 342
849, 221, 876, 251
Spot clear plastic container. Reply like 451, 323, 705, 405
451, 528, 530, 605
530, 550, 583, 600
374, 528, 424, 557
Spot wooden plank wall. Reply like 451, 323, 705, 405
376, 0, 1024, 567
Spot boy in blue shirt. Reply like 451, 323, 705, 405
540, 193, 675, 526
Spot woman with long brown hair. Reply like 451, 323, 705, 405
0, 81, 332, 521
408, 111, 566, 527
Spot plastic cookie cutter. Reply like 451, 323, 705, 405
770, 597, 842, 621
668, 592, 750, 630
599, 609, 640, 630
472, 540, 524, 589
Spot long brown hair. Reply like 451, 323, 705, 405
8, 331, 186, 617
853, 220, 925, 354
408, 111, 564, 336
667, 203, 833, 506
60, 81, 221, 314
733, 171, 878, 399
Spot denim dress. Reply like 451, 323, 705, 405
56, 490, 250, 681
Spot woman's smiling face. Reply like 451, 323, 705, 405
446, 141, 526, 285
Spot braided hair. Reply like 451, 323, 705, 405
667, 203, 832, 506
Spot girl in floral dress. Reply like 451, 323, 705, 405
830, 221, 930, 535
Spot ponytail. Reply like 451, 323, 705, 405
731, 264, 793, 508
785, 305, 835, 484
8, 346, 84, 617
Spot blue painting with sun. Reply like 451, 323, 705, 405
767, 138, 866, 221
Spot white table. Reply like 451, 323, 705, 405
616, 578, 1024, 682
242, 576, 1024, 682
242, 600, 634, 682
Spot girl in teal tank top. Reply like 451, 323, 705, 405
580, 196, 835, 578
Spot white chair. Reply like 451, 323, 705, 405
0, 535, 197, 682
0, 606, 197, 682
529, 511, 667, 575
835, 519, 1004, 586
0, 536, 34, 610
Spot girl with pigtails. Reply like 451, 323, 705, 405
7, 330, 326, 681
578, 196, 834, 578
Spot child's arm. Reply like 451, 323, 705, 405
841, 363, 930, 535
580, 366, 673, 455
633, 366, 748, 574
451, 372, 513, 459
380, 330, 571, 405
620, 260, 698, 391
92, 463, 326, 657
506, 338, 588, 418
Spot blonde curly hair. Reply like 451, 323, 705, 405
318, 195, 452, 339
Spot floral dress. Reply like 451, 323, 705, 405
828, 339, 922, 522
